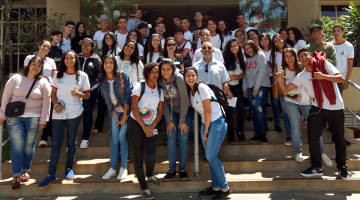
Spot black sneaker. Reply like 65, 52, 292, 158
246, 116, 253, 121
265, 125, 269, 132
300, 166, 323, 177
163, 170, 176, 181
127, 154, 130, 162
249, 135, 261, 144
117, 153, 121, 161
345, 140, 351, 146
179, 169, 188, 181
338, 165, 351, 180
284, 137, 292, 146
275, 125, 283, 132
261, 135, 268, 145
141, 189, 155, 200
199, 187, 219, 196
212, 189, 232, 200
238, 132, 245, 142
267, 117, 273, 121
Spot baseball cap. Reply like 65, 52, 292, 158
100, 15, 109, 23
310, 24, 322, 34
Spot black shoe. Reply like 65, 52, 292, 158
117, 153, 121, 161
261, 135, 268, 145
345, 140, 351, 146
246, 116, 253, 121
267, 117, 273, 121
238, 132, 245, 142
338, 165, 351, 180
249, 135, 261, 144
212, 189, 232, 200
267, 103, 272, 107
199, 187, 218, 196
163, 170, 176, 181
284, 137, 292, 146
265, 125, 269, 132
300, 166, 323, 177
179, 169, 188, 181
127, 154, 130, 162
275, 125, 283, 132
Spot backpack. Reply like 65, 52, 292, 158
139, 81, 162, 101
178, 40, 193, 68
219, 35, 224, 51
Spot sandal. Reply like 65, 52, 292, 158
91, 129, 99, 135
12, 176, 21, 190
21, 172, 30, 182
108, 130, 111, 135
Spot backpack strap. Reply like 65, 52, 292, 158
219, 35, 224, 51
119, 71, 125, 101
139, 82, 146, 101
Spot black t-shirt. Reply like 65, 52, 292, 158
47, 45, 63, 67
71, 34, 92, 54
190, 23, 205, 51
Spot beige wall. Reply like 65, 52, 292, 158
343, 68, 360, 111
288, 0, 320, 37
47, 0, 80, 35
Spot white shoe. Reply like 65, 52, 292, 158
80, 140, 89, 149
117, 167, 128, 180
322, 154, 333, 167
102, 168, 116, 180
39, 140, 47, 147
295, 153, 304, 162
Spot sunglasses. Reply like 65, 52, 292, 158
167, 43, 176, 47
202, 47, 212, 50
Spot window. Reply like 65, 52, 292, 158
321, 5, 349, 19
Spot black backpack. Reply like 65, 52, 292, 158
139, 81, 162, 101
178, 40, 193, 68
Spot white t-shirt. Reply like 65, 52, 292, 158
231, 26, 254, 38
24, 55, 57, 83
333, 40, 354, 78
138, 43, 144, 57
284, 68, 310, 105
161, 38, 165, 47
116, 57, 144, 86
57, 36, 72, 53
223, 34, 231, 46
107, 47, 121, 56
130, 81, 164, 125
262, 50, 272, 77
293, 39, 307, 50
114, 31, 128, 49
275, 51, 283, 72
227, 59, 243, 85
192, 47, 224, 64
108, 78, 124, 112
146, 52, 160, 63
190, 83, 222, 123
183, 31, 193, 42
197, 34, 225, 50
93, 30, 110, 52
177, 40, 192, 51
51, 71, 90, 119
291, 61, 344, 110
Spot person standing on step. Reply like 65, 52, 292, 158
243, 40, 271, 145
47, 31, 63, 67
184, 67, 231, 200
190, 11, 205, 51
58, 21, 75, 53
71, 22, 91, 54
231, 13, 254, 38
126, 30, 145, 61
222, 38, 246, 143
78, 38, 101, 148
93, 15, 110, 55
0, 56, 51, 190
247, 29, 260, 47
234, 30, 246, 52
158, 58, 193, 182
287, 27, 307, 50
38, 50, 91, 189
115, 16, 129, 49
174, 28, 192, 68
155, 22, 166, 47
127, 9, 150, 38
218, 19, 231, 46
197, 18, 224, 50
101, 32, 122, 57
181, 16, 192, 42
128, 62, 164, 200
270, 33, 292, 145
277, 48, 331, 165
192, 28, 224, 64
276, 47, 350, 180
146, 34, 163, 64
278, 28, 289, 42
99, 54, 132, 181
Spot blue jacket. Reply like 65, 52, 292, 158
100, 72, 132, 113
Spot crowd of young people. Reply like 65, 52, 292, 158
0, 9, 354, 200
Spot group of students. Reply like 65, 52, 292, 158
0, 9, 355, 200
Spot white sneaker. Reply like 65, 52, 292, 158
39, 140, 47, 147
322, 154, 333, 167
295, 153, 304, 162
102, 168, 116, 180
117, 167, 128, 180
80, 140, 89, 148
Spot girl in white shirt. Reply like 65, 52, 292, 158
184, 67, 231, 199
247, 29, 260, 47
287, 27, 307, 50
234, 30, 246, 54
101, 32, 121, 59
146, 34, 163, 64
126, 30, 144, 60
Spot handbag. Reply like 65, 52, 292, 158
272, 62, 279, 99
5, 80, 37, 118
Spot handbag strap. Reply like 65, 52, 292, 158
26, 80, 37, 99
136, 63, 139, 83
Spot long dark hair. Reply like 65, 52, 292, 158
206, 17, 219, 34
148, 34, 163, 63
19, 56, 44, 80
126, 30, 143, 47
234, 29, 246, 44
218, 19, 230, 36
184, 67, 200, 100
287, 27, 305, 47
75, 22, 88, 38
98, 54, 118, 84
101, 32, 119, 59
282, 48, 304, 76
270, 33, 287, 70
57, 50, 81, 82
163, 37, 178, 58
158, 58, 176, 82
82, 37, 96, 55
223, 38, 245, 71
259, 33, 272, 51
119, 39, 140, 65
243, 40, 259, 58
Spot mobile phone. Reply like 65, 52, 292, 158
153, 129, 158, 135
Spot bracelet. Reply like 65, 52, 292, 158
152, 122, 157, 127
53, 104, 59, 109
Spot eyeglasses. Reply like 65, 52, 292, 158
167, 43, 176, 47
82, 45, 92, 48
205, 64, 209, 73
202, 46, 212, 50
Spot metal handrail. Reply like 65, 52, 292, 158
0, 124, 3, 180
194, 112, 199, 177
349, 80, 360, 91
345, 80, 360, 128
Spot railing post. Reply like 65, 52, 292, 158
194, 111, 199, 177
0, 123, 3, 180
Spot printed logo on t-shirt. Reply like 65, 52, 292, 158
112, 99, 122, 110
245, 61, 257, 69
139, 108, 156, 124
285, 93, 302, 101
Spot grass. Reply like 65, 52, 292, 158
1, 123, 10, 163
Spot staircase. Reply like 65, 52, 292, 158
1, 108, 360, 198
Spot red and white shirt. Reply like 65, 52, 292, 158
24, 55, 57, 83
284, 68, 310, 105
196, 34, 224, 50
183, 31, 193, 42
231, 26, 254, 38
333, 40, 354, 77
114, 31, 128, 49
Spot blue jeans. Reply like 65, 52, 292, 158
82, 89, 98, 140
337, 83, 343, 96
247, 86, 267, 136
7, 117, 40, 176
109, 112, 128, 169
200, 116, 228, 189
48, 114, 82, 176
284, 101, 325, 154
164, 107, 194, 171
279, 95, 291, 136
268, 77, 280, 126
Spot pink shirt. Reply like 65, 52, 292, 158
0, 74, 51, 124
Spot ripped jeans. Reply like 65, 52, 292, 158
7, 116, 40, 177
247, 86, 267, 136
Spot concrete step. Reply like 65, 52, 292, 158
1, 171, 360, 197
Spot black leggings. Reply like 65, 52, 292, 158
41, 102, 53, 141
94, 88, 107, 132
225, 83, 245, 142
